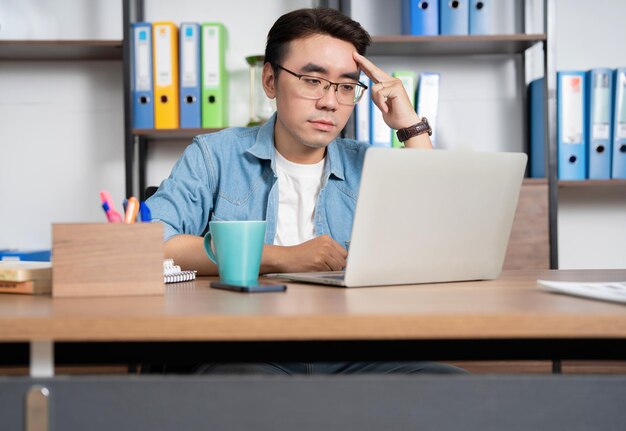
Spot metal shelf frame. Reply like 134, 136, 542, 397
122, 0, 558, 267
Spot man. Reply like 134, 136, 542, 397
147, 8, 463, 375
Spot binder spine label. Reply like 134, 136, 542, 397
181, 26, 198, 88
134, 28, 151, 92
592, 72, 611, 140
618, 73, 626, 139
203, 25, 220, 88
561, 75, 583, 145
155, 25, 173, 87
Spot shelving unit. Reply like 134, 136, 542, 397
558, 179, 626, 188
367, 34, 546, 56
339, 1, 558, 268
120, 0, 561, 268
132, 128, 225, 140
0, 40, 123, 60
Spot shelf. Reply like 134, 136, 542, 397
133, 128, 226, 140
558, 179, 626, 188
368, 34, 546, 56
0, 40, 123, 60
523, 178, 548, 186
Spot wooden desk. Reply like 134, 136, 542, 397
1, 269, 625, 374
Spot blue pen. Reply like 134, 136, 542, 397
140, 201, 152, 222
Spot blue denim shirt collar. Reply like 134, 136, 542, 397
245, 113, 346, 181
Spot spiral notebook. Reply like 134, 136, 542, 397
163, 259, 197, 284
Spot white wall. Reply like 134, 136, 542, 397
0, 0, 123, 249
0, 0, 624, 269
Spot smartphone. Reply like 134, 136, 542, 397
210, 281, 287, 293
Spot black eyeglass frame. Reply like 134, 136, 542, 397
274, 64, 369, 104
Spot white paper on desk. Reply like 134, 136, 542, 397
537, 280, 626, 304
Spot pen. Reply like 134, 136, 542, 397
140, 201, 152, 222
102, 201, 123, 223
100, 190, 117, 212
124, 196, 139, 223
99, 189, 123, 223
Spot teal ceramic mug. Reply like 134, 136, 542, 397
203, 220, 267, 286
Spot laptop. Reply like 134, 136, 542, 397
269, 148, 527, 287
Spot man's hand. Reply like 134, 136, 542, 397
353, 51, 432, 149
261, 235, 348, 273
354, 51, 420, 129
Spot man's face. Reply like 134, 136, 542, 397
263, 35, 360, 157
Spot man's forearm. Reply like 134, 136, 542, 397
260, 244, 287, 274
164, 234, 219, 276
165, 235, 286, 276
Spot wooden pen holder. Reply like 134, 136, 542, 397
52, 223, 164, 298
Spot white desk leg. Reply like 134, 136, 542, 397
30, 341, 54, 377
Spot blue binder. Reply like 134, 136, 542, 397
612, 68, 626, 179
354, 73, 371, 144
402, 0, 439, 36
469, 0, 492, 35
131, 22, 154, 129
440, 0, 469, 35
370, 98, 391, 147
557, 71, 587, 180
586, 69, 613, 179
529, 78, 545, 178
179, 23, 201, 128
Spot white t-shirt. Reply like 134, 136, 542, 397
273, 149, 325, 246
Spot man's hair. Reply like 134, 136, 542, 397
264, 8, 371, 72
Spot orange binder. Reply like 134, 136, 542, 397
153, 22, 179, 129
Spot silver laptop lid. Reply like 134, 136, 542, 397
344, 148, 527, 287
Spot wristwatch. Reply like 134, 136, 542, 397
396, 117, 432, 142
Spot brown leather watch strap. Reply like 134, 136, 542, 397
396, 117, 432, 142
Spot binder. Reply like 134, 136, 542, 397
440, 0, 469, 35
557, 71, 587, 180
370, 98, 392, 147
201, 23, 228, 128
153, 22, 179, 129
401, 0, 439, 36
354, 73, 371, 144
529, 78, 545, 178
469, 0, 492, 35
416, 72, 440, 147
392, 71, 416, 148
179, 23, 201, 128
612, 68, 626, 178
131, 22, 154, 129
586, 68, 613, 179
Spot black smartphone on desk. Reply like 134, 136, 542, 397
210, 281, 287, 293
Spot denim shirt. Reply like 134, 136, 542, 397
147, 114, 369, 247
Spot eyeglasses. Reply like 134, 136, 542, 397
276, 65, 368, 105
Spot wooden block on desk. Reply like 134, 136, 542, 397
52, 223, 164, 297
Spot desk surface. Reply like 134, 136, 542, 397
1, 269, 625, 343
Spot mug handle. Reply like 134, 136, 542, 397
203, 231, 218, 265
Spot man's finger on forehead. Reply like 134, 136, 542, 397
354, 52, 386, 82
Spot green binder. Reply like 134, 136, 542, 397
391, 71, 416, 148
201, 23, 228, 128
